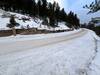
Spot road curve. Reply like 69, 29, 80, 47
0, 29, 87, 55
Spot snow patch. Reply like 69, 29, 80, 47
0, 10, 69, 30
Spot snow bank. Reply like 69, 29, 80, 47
0, 28, 81, 43
87, 29, 100, 40
87, 31, 100, 75
82, 29, 100, 75
88, 41, 100, 75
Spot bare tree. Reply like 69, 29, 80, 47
83, 0, 100, 13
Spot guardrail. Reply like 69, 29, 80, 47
0, 28, 72, 37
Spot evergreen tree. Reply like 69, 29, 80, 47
41, 0, 47, 17
67, 11, 80, 29
55, 3, 60, 25
47, 3, 55, 27
59, 8, 67, 21
37, 0, 42, 17
32, 0, 37, 16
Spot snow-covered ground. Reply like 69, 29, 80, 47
88, 41, 100, 75
0, 28, 100, 75
0, 9, 69, 31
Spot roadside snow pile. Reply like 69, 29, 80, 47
0, 10, 69, 30
88, 41, 100, 75
0, 29, 99, 75
89, 29, 100, 41
86, 30, 100, 75
0, 28, 81, 42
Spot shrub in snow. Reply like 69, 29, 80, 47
42, 18, 48, 25
7, 15, 20, 28
7, 15, 20, 36
21, 16, 30, 22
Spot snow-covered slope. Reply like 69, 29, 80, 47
0, 28, 100, 75
0, 10, 69, 30
0, 9, 5, 14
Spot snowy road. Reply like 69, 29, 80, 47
0, 29, 86, 55
0, 29, 97, 75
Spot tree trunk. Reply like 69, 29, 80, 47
12, 27, 16, 36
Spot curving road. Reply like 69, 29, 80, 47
0, 29, 87, 55
0, 29, 95, 75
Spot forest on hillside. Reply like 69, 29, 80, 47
0, 0, 80, 28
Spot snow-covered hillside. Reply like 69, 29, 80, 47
0, 28, 100, 75
0, 9, 69, 31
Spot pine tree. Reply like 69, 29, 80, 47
48, 3, 55, 27
67, 11, 80, 29
37, 0, 42, 17
60, 8, 67, 21
32, 0, 37, 16
55, 3, 60, 25
41, 0, 47, 17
